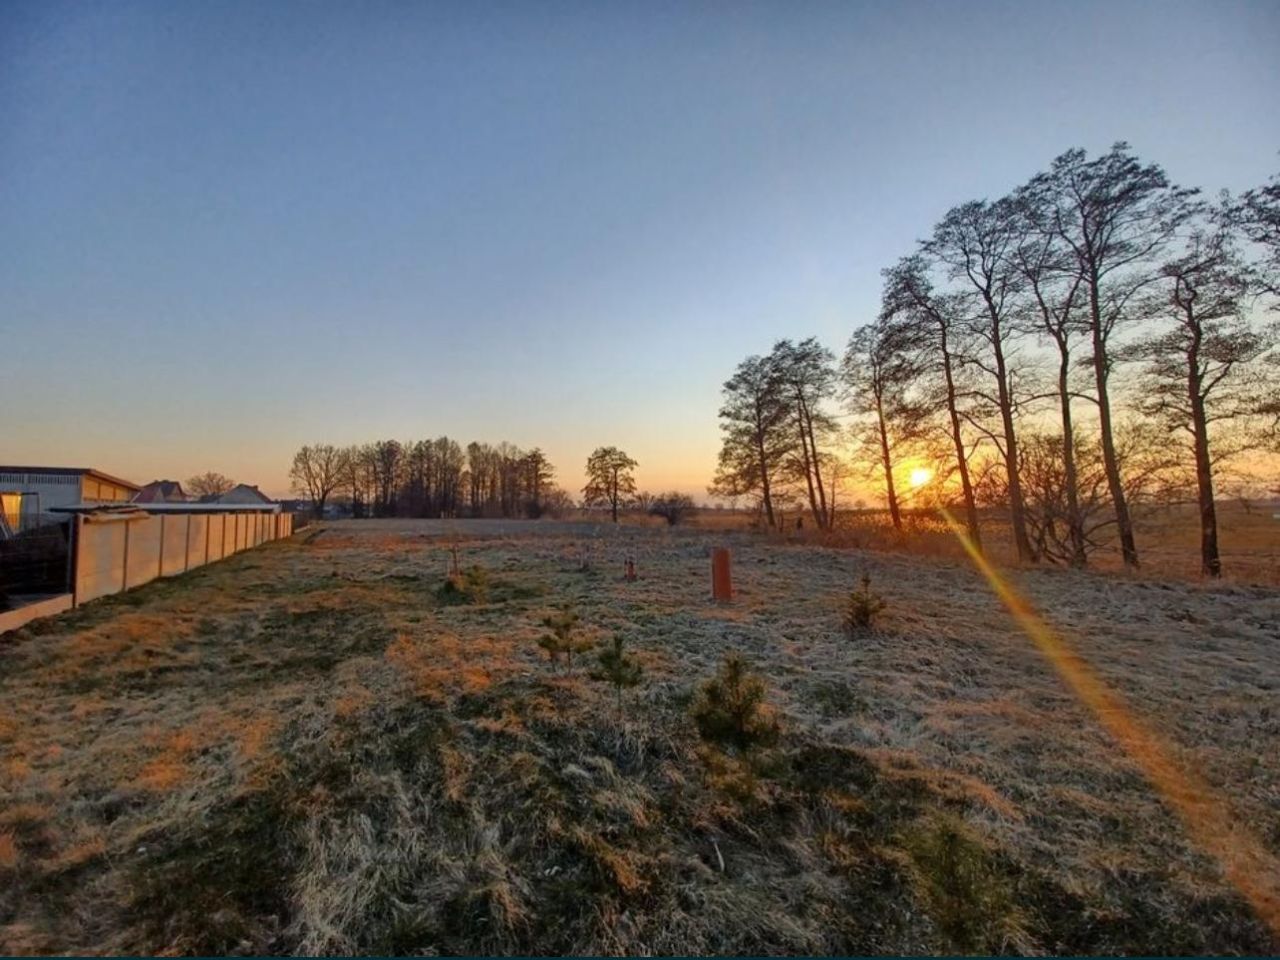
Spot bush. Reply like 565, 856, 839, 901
691, 653, 779, 752
648, 492, 695, 526
842, 573, 886, 635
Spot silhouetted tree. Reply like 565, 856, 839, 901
289, 444, 347, 518
710, 353, 790, 528
1026, 143, 1199, 567
771, 338, 839, 530
583, 447, 638, 522
841, 320, 922, 531
925, 198, 1036, 562
1012, 183, 1090, 565
1126, 209, 1272, 576
186, 471, 234, 499
881, 255, 983, 551
1237, 170, 1280, 301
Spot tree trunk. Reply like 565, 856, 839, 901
795, 404, 823, 529
1187, 337, 1220, 577
1057, 348, 1087, 567
875, 395, 902, 531
1089, 280, 1139, 567
990, 316, 1033, 563
755, 428, 776, 529
802, 400, 830, 530
940, 340, 981, 551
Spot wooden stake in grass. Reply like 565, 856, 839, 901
591, 635, 643, 714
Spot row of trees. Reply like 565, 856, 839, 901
289, 440, 573, 519
290, 441, 699, 526
715, 144, 1279, 575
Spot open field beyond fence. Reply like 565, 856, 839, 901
0, 519, 1277, 954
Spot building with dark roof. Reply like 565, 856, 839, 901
133, 480, 189, 504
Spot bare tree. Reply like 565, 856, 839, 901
1237, 170, 1280, 301
583, 447, 638, 523
1027, 143, 1199, 567
925, 197, 1036, 562
289, 444, 348, 518
881, 255, 983, 551
1013, 184, 1090, 565
709, 354, 789, 527
1126, 211, 1272, 576
841, 320, 922, 531
370, 440, 403, 517
186, 471, 234, 499
770, 338, 839, 530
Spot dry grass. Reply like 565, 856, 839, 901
0, 518, 1276, 954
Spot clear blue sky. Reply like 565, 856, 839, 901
3, 0, 1277, 497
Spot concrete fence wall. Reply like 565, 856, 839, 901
74, 511, 294, 605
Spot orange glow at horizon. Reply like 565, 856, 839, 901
937, 507, 1280, 938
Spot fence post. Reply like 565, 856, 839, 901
183, 514, 191, 572
69, 514, 81, 607
158, 514, 166, 578
121, 519, 131, 592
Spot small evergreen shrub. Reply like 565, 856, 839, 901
691, 653, 779, 752
590, 635, 643, 713
842, 573, 886, 635
538, 606, 593, 670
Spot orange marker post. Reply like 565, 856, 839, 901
711, 547, 732, 601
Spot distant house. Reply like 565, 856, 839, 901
203, 483, 275, 506
0, 466, 140, 526
133, 480, 188, 504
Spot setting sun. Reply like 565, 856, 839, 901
909, 467, 934, 488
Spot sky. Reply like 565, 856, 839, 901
2, 0, 1277, 499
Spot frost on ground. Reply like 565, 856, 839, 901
0, 518, 1276, 954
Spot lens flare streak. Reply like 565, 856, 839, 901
938, 508, 1280, 938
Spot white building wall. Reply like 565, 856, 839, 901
0, 471, 83, 514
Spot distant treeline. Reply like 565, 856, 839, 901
289, 440, 573, 520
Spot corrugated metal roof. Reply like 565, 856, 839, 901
51, 502, 280, 515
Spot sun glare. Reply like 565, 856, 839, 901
909, 467, 933, 488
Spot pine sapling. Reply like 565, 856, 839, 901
538, 606, 593, 670
691, 653, 779, 752
591, 635, 644, 714
843, 573, 886, 635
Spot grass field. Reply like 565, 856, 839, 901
1, 518, 1277, 954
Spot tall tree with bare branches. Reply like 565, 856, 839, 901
881, 255, 983, 551
1026, 143, 1199, 567
1013, 183, 1090, 566
925, 197, 1035, 562
841, 320, 922, 531
1126, 210, 1272, 576
770, 338, 839, 530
